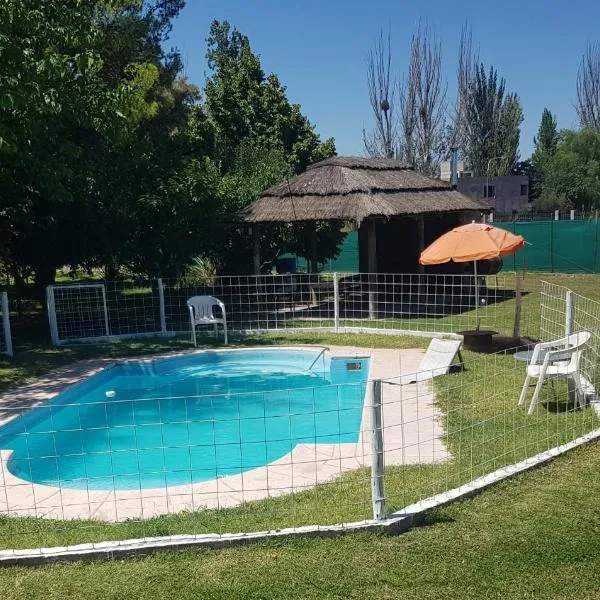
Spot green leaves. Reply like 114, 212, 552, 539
537, 129, 600, 210
0, 8, 337, 284
463, 64, 523, 176
204, 20, 335, 176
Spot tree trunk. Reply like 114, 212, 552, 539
34, 264, 57, 306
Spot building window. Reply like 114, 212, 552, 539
520, 184, 529, 196
484, 185, 496, 198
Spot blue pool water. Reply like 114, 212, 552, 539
0, 349, 369, 490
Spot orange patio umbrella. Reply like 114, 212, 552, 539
420, 222, 525, 265
419, 222, 525, 325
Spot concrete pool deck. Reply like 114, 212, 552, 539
0, 346, 449, 522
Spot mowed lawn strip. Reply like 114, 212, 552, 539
2, 442, 600, 600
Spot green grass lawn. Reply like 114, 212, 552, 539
2, 441, 600, 599
0, 272, 598, 553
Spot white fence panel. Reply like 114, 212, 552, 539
47, 284, 109, 345
47, 273, 525, 345
47, 281, 171, 345
2, 279, 600, 563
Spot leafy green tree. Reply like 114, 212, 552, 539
0, 0, 205, 284
216, 142, 343, 274
0, 8, 340, 285
0, 0, 125, 287
204, 20, 335, 175
461, 64, 523, 176
530, 108, 559, 201
204, 21, 342, 274
533, 108, 559, 156
495, 93, 523, 175
537, 129, 600, 210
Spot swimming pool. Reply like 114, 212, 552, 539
0, 349, 369, 490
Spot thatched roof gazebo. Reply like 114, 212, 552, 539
241, 156, 489, 274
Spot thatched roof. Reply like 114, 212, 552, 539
240, 156, 490, 224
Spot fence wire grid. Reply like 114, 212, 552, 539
0, 280, 597, 558
47, 272, 526, 345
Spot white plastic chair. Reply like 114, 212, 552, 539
518, 331, 591, 415
398, 338, 463, 385
187, 296, 228, 346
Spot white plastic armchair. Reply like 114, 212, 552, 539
187, 296, 228, 346
518, 331, 591, 415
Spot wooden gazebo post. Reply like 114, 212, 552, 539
309, 222, 318, 305
252, 225, 261, 275
367, 218, 377, 319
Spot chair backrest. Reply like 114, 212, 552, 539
187, 296, 222, 323
418, 338, 462, 377
565, 331, 591, 370
543, 331, 591, 368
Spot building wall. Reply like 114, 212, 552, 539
457, 175, 530, 214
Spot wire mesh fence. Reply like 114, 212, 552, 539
540, 281, 600, 398
0, 291, 13, 357
47, 272, 526, 345
0, 280, 597, 559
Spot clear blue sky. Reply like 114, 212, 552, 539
167, 0, 600, 160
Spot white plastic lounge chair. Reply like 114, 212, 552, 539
398, 338, 463, 385
518, 331, 591, 415
187, 296, 228, 346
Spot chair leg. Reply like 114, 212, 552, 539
214, 323, 218, 340
223, 323, 228, 345
518, 375, 531, 407
191, 325, 197, 347
571, 373, 585, 409
527, 375, 546, 415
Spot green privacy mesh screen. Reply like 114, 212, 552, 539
495, 220, 600, 273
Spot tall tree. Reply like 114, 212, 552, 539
204, 20, 334, 175
0, 0, 207, 284
398, 24, 447, 174
450, 24, 478, 153
450, 25, 522, 176
577, 43, 600, 132
459, 63, 523, 176
530, 108, 559, 201
204, 21, 342, 273
363, 32, 397, 158
495, 93, 523, 175
363, 25, 447, 173
533, 108, 559, 156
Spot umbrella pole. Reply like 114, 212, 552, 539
473, 260, 479, 330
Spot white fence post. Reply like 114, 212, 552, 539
565, 290, 576, 403
570, 209, 575, 221
565, 290, 574, 337
554, 209, 559, 221
333, 272, 340, 333
1, 292, 13, 357
370, 379, 387, 521
101, 285, 110, 337
46, 286, 60, 346
157, 278, 167, 334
